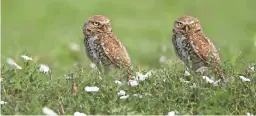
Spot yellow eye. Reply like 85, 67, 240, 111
93, 22, 100, 26
192, 23, 196, 27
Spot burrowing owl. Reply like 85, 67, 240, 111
172, 15, 224, 79
83, 15, 133, 80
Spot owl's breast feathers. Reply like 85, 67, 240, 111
186, 32, 221, 65
98, 32, 132, 68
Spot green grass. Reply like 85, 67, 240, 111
1, 0, 256, 115
1, 59, 256, 115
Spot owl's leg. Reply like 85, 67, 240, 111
95, 62, 104, 75
103, 65, 111, 74
183, 59, 193, 81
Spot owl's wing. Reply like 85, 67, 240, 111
188, 34, 221, 65
99, 33, 132, 68
171, 35, 180, 58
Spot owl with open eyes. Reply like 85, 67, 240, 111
82, 15, 133, 80
172, 15, 224, 79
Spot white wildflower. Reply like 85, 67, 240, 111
69, 43, 80, 51
128, 80, 139, 87
114, 80, 122, 85
249, 65, 255, 71
7, 58, 22, 69
202, 76, 214, 83
247, 112, 252, 116
0, 78, 3, 82
120, 95, 129, 100
74, 111, 86, 116
213, 79, 221, 86
0, 101, 7, 105
21, 55, 33, 61
42, 107, 57, 116
90, 63, 97, 70
133, 94, 143, 98
136, 70, 153, 81
39, 64, 50, 74
136, 72, 147, 81
84, 86, 99, 92
159, 55, 167, 64
239, 76, 251, 82
190, 83, 197, 88
184, 70, 191, 76
118, 90, 126, 96
179, 78, 190, 83
145, 70, 153, 77
167, 111, 178, 116
64, 73, 75, 79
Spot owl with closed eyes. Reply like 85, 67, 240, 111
171, 15, 224, 80
82, 15, 133, 80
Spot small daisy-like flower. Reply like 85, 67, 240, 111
64, 73, 76, 79
250, 66, 255, 71
74, 112, 86, 116
84, 86, 99, 92
133, 94, 143, 98
90, 63, 97, 70
69, 43, 80, 51
136, 70, 153, 81
7, 58, 22, 69
249, 65, 255, 71
118, 90, 126, 96
128, 80, 139, 87
145, 70, 153, 77
179, 78, 190, 83
202, 76, 214, 83
0, 101, 7, 105
184, 70, 190, 76
120, 95, 129, 100
159, 55, 167, 64
167, 111, 178, 116
136, 72, 147, 81
21, 55, 33, 61
213, 79, 221, 86
114, 80, 122, 85
42, 107, 57, 116
239, 76, 251, 82
39, 64, 50, 74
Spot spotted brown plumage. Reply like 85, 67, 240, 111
172, 15, 224, 79
83, 15, 133, 80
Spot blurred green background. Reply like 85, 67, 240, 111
2, 0, 256, 75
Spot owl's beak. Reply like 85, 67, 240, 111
102, 24, 108, 31
184, 25, 189, 32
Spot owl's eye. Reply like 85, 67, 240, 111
93, 22, 100, 26
177, 22, 183, 26
191, 23, 196, 27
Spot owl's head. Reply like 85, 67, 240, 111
173, 15, 202, 34
83, 15, 112, 36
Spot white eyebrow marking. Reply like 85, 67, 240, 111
104, 20, 110, 24
189, 20, 195, 24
